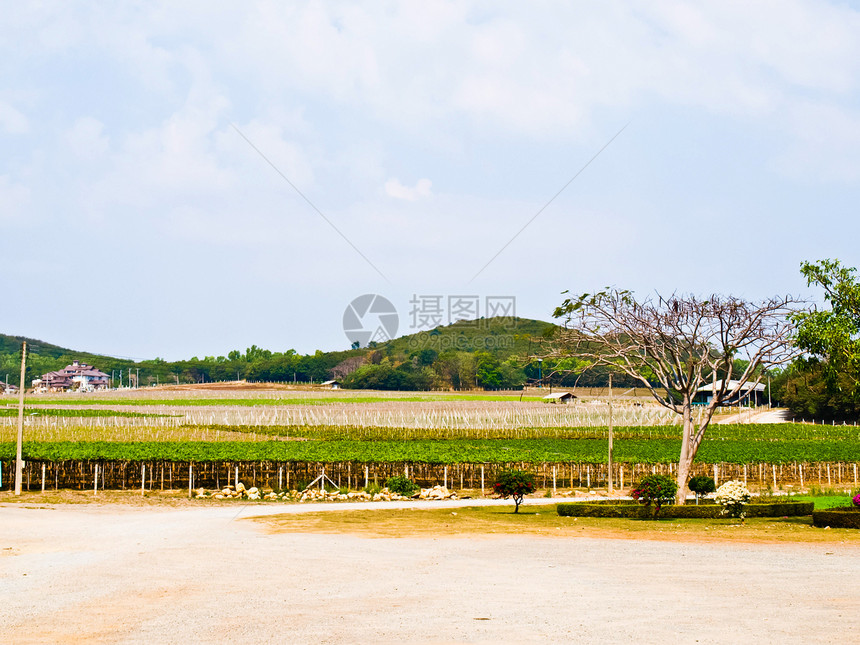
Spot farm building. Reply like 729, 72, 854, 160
320, 380, 341, 390
543, 391, 576, 404
36, 360, 110, 392
693, 379, 766, 406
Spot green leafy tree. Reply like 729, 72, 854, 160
688, 475, 716, 504
492, 469, 536, 513
787, 259, 860, 419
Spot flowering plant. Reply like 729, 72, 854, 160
493, 470, 536, 514
853, 492, 860, 508
714, 480, 752, 519
630, 474, 678, 517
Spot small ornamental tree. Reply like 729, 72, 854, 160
688, 475, 716, 505
630, 474, 678, 517
714, 480, 752, 520
493, 470, 536, 513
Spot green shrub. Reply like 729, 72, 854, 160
493, 469, 536, 513
812, 508, 860, 529
557, 501, 814, 519
365, 482, 382, 496
385, 475, 419, 496
630, 474, 678, 516
688, 475, 716, 503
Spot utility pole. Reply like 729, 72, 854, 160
136, 367, 140, 388
767, 374, 772, 409
607, 372, 614, 495
14, 342, 27, 496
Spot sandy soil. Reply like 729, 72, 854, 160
1, 501, 858, 644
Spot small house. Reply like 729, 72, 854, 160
693, 379, 766, 406
543, 391, 576, 404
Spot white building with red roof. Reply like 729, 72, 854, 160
37, 360, 110, 392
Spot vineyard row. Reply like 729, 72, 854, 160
2, 459, 858, 494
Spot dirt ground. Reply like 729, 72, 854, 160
1, 500, 858, 644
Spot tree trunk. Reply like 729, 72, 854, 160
675, 400, 695, 504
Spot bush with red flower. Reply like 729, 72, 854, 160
493, 470, 536, 513
630, 474, 678, 517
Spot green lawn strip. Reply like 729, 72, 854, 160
4, 436, 860, 463
0, 407, 174, 419
186, 423, 858, 443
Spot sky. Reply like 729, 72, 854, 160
2, 1, 860, 361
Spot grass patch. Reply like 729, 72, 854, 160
0, 406, 174, 419
254, 504, 860, 545
792, 495, 858, 509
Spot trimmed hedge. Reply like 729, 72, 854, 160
556, 500, 814, 519
812, 508, 860, 529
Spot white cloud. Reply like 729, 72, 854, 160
384, 178, 432, 201
4, 2, 860, 357
65, 117, 109, 159
772, 101, 860, 182
0, 101, 28, 134
0, 175, 30, 222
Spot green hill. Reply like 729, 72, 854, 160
378, 317, 555, 357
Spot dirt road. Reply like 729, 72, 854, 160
1, 502, 857, 644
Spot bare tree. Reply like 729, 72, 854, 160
330, 355, 367, 380
552, 289, 802, 504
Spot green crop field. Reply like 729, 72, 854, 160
2, 390, 858, 496
2, 425, 859, 464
